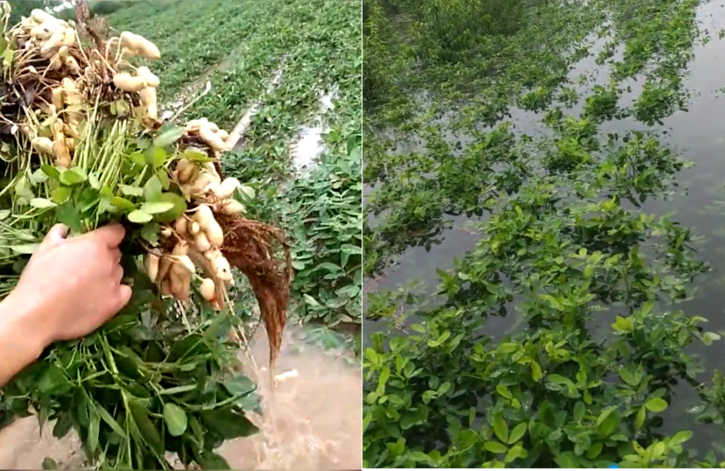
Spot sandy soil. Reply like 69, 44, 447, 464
0, 326, 362, 470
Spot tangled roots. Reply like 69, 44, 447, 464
217, 212, 293, 372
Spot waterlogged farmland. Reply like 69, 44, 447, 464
107, 0, 361, 161
363, 0, 725, 467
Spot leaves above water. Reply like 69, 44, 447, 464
362, 0, 721, 468
645, 398, 669, 413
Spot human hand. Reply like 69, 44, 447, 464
7, 223, 132, 347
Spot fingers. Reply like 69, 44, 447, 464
113, 284, 132, 313
104, 284, 132, 322
93, 224, 126, 248
43, 224, 69, 245
112, 264, 124, 285
112, 248, 122, 265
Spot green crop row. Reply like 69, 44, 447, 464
108, 0, 360, 158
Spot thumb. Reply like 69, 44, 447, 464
43, 224, 69, 245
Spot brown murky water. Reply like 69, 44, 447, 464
0, 326, 362, 470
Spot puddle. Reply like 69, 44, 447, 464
220, 324, 361, 469
291, 87, 339, 174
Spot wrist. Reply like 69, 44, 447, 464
0, 293, 50, 359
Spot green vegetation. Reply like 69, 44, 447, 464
107, 0, 361, 161
0, 3, 266, 468
363, 0, 725, 467
7, 0, 135, 24
108, 0, 362, 327
270, 148, 362, 327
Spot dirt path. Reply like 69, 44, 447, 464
0, 326, 362, 470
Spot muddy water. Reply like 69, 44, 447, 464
220, 325, 362, 469
0, 326, 361, 470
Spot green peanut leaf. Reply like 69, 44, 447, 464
127, 209, 153, 224
30, 198, 56, 209
493, 413, 509, 443
163, 403, 188, 437
670, 430, 693, 446
496, 384, 512, 399
59, 168, 87, 186
645, 398, 668, 413
128, 399, 163, 455
143, 175, 163, 201
484, 441, 508, 454
140, 201, 174, 214
531, 361, 543, 382
508, 422, 527, 444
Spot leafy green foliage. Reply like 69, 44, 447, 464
362, 0, 725, 467
7, 1, 54, 24
137, 0, 365, 330
197, 0, 360, 165
363, 132, 718, 465
362, 0, 406, 107
411, 0, 528, 64
0, 4, 278, 465
110, 0, 362, 330
3, 274, 260, 469
0, 115, 260, 468
284, 145, 362, 325
10, 123, 187, 238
